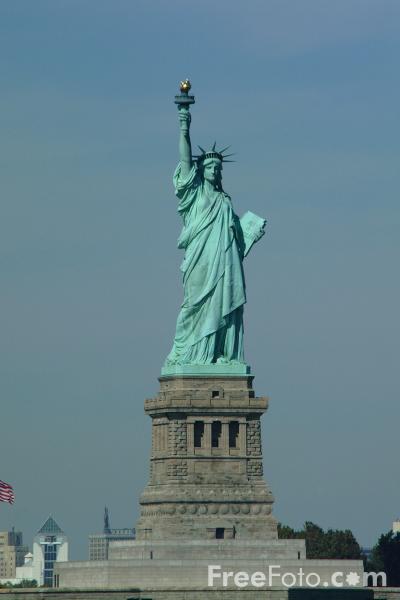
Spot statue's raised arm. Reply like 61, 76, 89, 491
174, 80, 194, 179
178, 108, 192, 178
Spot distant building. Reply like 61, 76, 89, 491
393, 519, 400, 534
88, 507, 135, 560
31, 516, 68, 586
15, 552, 34, 582
0, 518, 68, 587
0, 529, 29, 579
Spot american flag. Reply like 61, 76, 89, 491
0, 480, 15, 504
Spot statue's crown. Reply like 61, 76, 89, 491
195, 143, 235, 164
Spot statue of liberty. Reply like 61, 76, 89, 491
164, 81, 265, 371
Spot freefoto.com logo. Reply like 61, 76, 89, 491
207, 565, 387, 588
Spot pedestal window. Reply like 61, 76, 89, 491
211, 421, 222, 448
229, 421, 239, 448
194, 421, 204, 448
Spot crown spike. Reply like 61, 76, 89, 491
212, 141, 217, 151
219, 145, 231, 155
197, 145, 206, 154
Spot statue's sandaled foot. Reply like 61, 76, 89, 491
216, 356, 230, 364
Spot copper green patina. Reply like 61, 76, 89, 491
162, 81, 266, 376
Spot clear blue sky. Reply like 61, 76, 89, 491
1, 0, 399, 559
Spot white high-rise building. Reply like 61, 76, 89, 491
393, 519, 400, 534
28, 516, 68, 586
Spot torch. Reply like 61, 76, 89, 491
174, 79, 195, 109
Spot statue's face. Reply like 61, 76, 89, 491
202, 159, 222, 186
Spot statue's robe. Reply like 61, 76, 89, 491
165, 163, 246, 365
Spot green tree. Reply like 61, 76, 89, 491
0, 580, 37, 589
323, 527, 362, 560
277, 523, 300, 539
278, 521, 362, 560
367, 531, 400, 586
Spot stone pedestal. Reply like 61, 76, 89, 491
55, 374, 365, 593
135, 375, 277, 541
